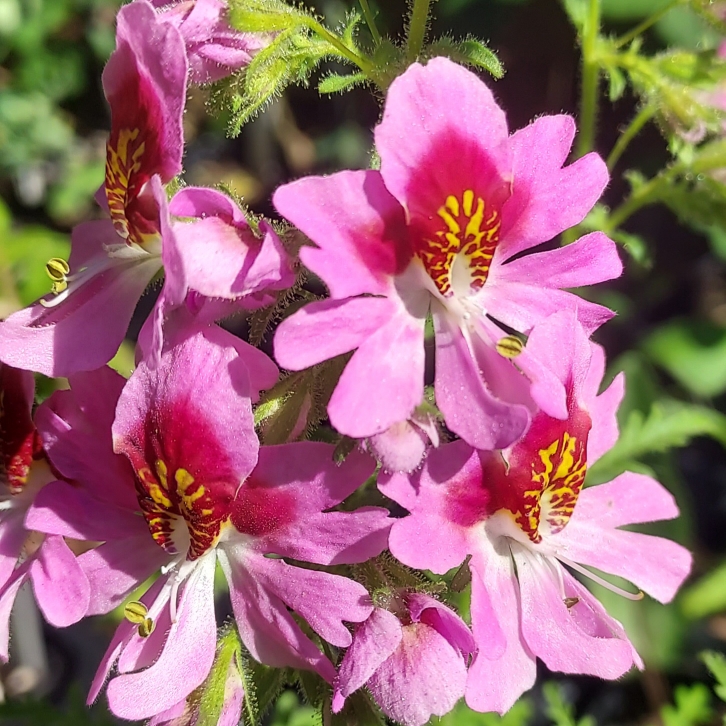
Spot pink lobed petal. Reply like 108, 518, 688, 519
514, 545, 636, 678
328, 305, 427, 438
408, 592, 476, 658
482, 278, 615, 338
466, 549, 536, 715
114, 330, 259, 514
0, 225, 160, 377
499, 116, 609, 259
0, 576, 25, 662
35, 367, 139, 511
368, 621, 468, 726
103, 1, 186, 184
106, 557, 217, 720
250, 555, 374, 647
79, 536, 170, 615
376, 57, 510, 225
273, 170, 409, 298
220, 548, 335, 681
274, 296, 396, 372
494, 231, 622, 289
333, 608, 402, 711
30, 535, 90, 626
586, 370, 625, 464
433, 304, 530, 450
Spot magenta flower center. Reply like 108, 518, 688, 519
414, 189, 501, 296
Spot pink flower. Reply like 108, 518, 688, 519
333, 592, 475, 726
378, 311, 692, 714
149, 0, 272, 84
273, 57, 621, 451
139, 187, 293, 370
0, 1, 187, 377
0, 363, 90, 659
27, 332, 391, 720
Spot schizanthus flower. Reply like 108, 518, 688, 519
273, 57, 621, 452
379, 311, 692, 713
27, 332, 390, 719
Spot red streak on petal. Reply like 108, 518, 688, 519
105, 66, 166, 247
231, 476, 296, 537
0, 366, 41, 494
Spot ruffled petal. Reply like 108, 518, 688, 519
499, 116, 608, 258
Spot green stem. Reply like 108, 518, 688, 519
407, 0, 433, 62
306, 18, 376, 76
606, 105, 656, 170
577, 0, 602, 158
613, 0, 681, 49
359, 0, 382, 44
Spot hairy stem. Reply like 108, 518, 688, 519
614, 0, 681, 49
407, 0, 433, 62
359, 0, 382, 44
306, 18, 376, 76
576, 0, 602, 157
607, 105, 656, 170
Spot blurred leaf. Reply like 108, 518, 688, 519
601, 0, 671, 22
1, 224, 70, 306
701, 651, 726, 702
438, 697, 532, 724
682, 561, 726, 618
269, 691, 318, 726
588, 400, 726, 484
643, 319, 726, 397
661, 683, 713, 726
228, 0, 310, 32
561, 0, 588, 31
543, 682, 594, 726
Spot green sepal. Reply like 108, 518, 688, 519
196, 628, 250, 726
425, 35, 504, 79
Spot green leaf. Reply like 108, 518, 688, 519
701, 651, 726, 703
643, 318, 726, 398
438, 696, 532, 724
318, 72, 367, 94
681, 561, 726, 618
587, 400, 726, 484
543, 682, 594, 726
197, 630, 245, 726
661, 684, 713, 726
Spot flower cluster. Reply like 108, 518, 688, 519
0, 2, 691, 724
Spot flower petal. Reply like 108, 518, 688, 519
274, 297, 396, 372
328, 305, 427, 438
515, 546, 636, 678
30, 535, 90, 626
433, 304, 529, 450
106, 557, 217, 720
333, 608, 402, 711
273, 170, 409, 298
499, 116, 608, 258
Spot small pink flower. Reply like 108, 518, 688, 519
379, 311, 692, 714
0, 363, 89, 659
0, 1, 187, 377
149, 0, 273, 84
273, 57, 621, 451
333, 592, 475, 726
